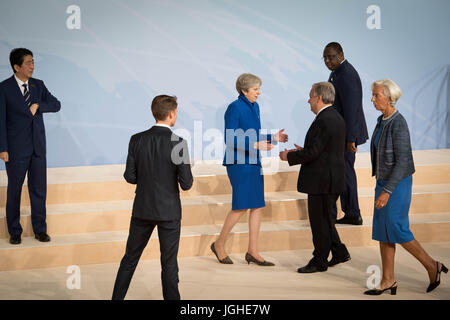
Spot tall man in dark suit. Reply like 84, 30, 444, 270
323, 42, 368, 225
0, 48, 61, 245
280, 82, 350, 273
112, 95, 193, 300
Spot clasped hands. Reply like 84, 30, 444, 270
254, 129, 288, 151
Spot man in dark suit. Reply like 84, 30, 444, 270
112, 95, 193, 300
323, 42, 368, 225
279, 82, 350, 273
0, 48, 61, 245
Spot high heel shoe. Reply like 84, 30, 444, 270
210, 242, 233, 264
364, 281, 398, 295
245, 252, 275, 266
427, 261, 448, 293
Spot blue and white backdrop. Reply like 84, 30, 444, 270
0, 0, 449, 168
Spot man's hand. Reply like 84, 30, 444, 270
273, 129, 288, 143
30, 103, 39, 116
254, 141, 274, 151
0, 151, 9, 163
375, 191, 390, 209
279, 149, 289, 161
347, 141, 357, 153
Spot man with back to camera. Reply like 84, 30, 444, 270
323, 42, 369, 225
112, 95, 193, 300
0, 48, 61, 245
279, 82, 351, 272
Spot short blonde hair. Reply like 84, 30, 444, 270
236, 73, 261, 94
371, 79, 402, 106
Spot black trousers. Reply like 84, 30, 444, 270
332, 150, 361, 219
308, 193, 349, 269
5, 153, 47, 236
112, 217, 181, 300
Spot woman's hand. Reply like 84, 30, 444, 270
375, 191, 390, 209
254, 141, 274, 151
273, 129, 288, 143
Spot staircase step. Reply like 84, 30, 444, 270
1, 212, 450, 271
2, 183, 450, 239
1, 151, 450, 206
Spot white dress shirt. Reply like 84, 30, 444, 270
14, 74, 29, 95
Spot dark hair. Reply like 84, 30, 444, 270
325, 42, 343, 54
9, 48, 33, 73
151, 95, 178, 121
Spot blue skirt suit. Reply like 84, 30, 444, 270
371, 119, 414, 243
223, 94, 272, 210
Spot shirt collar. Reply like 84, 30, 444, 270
333, 59, 347, 75
14, 74, 29, 87
154, 123, 172, 130
316, 104, 332, 116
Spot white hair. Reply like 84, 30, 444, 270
371, 79, 402, 106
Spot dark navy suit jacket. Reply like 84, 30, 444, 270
0, 75, 61, 160
328, 60, 368, 146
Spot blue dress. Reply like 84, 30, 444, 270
223, 95, 271, 210
372, 121, 414, 243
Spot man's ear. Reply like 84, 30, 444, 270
13, 64, 19, 73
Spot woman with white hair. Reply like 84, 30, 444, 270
364, 79, 447, 295
210, 73, 288, 266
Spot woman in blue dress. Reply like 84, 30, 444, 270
364, 79, 447, 295
210, 73, 288, 266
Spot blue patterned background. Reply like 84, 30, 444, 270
0, 0, 449, 168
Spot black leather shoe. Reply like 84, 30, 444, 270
297, 264, 327, 273
328, 254, 351, 267
9, 235, 21, 245
336, 216, 363, 225
35, 232, 51, 242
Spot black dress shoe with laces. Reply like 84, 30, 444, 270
297, 264, 327, 273
336, 216, 363, 225
9, 235, 21, 245
35, 232, 51, 242
328, 254, 351, 267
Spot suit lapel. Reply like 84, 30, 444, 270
29, 78, 38, 105
7, 76, 32, 116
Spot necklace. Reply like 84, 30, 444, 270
382, 109, 397, 120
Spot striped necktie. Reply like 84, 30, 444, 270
22, 83, 31, 107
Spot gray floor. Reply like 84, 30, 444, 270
0, 242, 449, 300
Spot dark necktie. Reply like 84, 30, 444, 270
23, 83, 31, 107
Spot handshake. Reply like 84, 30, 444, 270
279, 144, 303, 161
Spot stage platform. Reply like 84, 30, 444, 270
0, 149, 449, 299
0, 243, 449, 300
